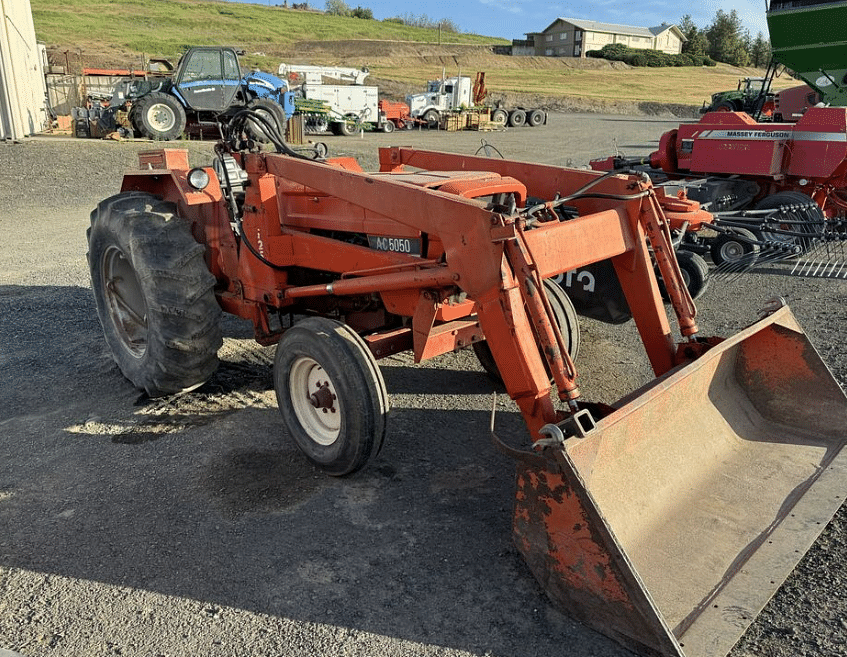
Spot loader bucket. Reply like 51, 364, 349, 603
512, 305, 847, 657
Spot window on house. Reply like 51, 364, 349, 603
575, 31, 582, 41
545, 48, 553, 55
560, 33, 567, 40
546, 34, 553, 42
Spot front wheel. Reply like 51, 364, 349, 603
274, 317, 389, 476
131, 92, 186, 140
658, 250, 710, 301
712, 101, 736, 112
87, 192, 222, 396
381, 119, 395, 133
422, 109, 440, 129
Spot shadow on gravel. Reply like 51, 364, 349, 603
0, 284, 121, 418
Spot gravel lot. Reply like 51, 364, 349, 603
1, 112, 845, 657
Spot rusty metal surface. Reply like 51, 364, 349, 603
513, 305, 847, 657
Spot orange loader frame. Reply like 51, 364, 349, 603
108, 145, 847, 657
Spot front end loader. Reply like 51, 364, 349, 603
87, 110, 847, 657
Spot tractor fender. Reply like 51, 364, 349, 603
119, 153, 236, 282
119, 150, 223, 209
167, 86, 191, 110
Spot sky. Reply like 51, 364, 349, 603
228, 0, 771, 41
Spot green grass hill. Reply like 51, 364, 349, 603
32, 0, 792, 113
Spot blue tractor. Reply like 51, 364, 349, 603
113, 46, 294, 140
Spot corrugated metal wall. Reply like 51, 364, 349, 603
0, 0, 48, 140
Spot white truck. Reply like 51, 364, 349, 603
278, 63, 400, 135
406, 74, 547, 128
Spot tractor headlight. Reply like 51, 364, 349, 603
187, 168, 210, 191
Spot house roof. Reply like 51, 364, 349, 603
530, 18, 686, 41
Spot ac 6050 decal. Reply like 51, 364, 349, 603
368, 235, 422, 256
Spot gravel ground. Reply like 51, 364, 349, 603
0, 113, 845, 657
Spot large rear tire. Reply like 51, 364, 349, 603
333, 114, 359, 137
274, 317, 389, 476
87, 192, 222, 396
528, 109, 545, 126
473, 278, 580, 384
508, 109, 527, 127
131, 92, 186, 141
490, 108, 508, 126
245, 97, 286, 143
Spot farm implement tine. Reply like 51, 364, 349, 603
507, 303, 847, 657
791, 231, 847, 278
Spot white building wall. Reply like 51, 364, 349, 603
0, 0, 48, 140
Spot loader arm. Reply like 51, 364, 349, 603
258, 150, 692, 436
375, 147, 697, 370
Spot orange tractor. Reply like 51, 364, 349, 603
88, 110, 847, 657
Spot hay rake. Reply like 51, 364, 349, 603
693, 201, 847, 281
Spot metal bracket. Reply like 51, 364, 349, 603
537, 408, 597, 447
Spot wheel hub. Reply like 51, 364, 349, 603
721, 241, 746, 261
148, 104, 176, 132
309, 383, 337, 412
289, 357, 341, 445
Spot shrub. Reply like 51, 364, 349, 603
588, 43, 704, 67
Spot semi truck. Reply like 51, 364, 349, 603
406, 72, 547, 129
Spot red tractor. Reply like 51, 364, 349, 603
88, 110, 847, 657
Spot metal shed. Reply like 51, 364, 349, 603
0, 0, 48, 140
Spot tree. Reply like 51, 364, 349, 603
437, 17, 460, 33
706, 9, 747, 65
325, 0, 351, 16
679, 14, 710, 56
750, 32, 771, 67
350, 6, 373, 19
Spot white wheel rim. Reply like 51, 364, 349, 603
289, 356, 340, 446
147, 103, 176, 132
102, 245, 148, 358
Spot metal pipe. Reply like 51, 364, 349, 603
283, 267, 456, 299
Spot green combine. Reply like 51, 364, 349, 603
767, 0, 847, 106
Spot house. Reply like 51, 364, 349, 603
520, 18, 686, 58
